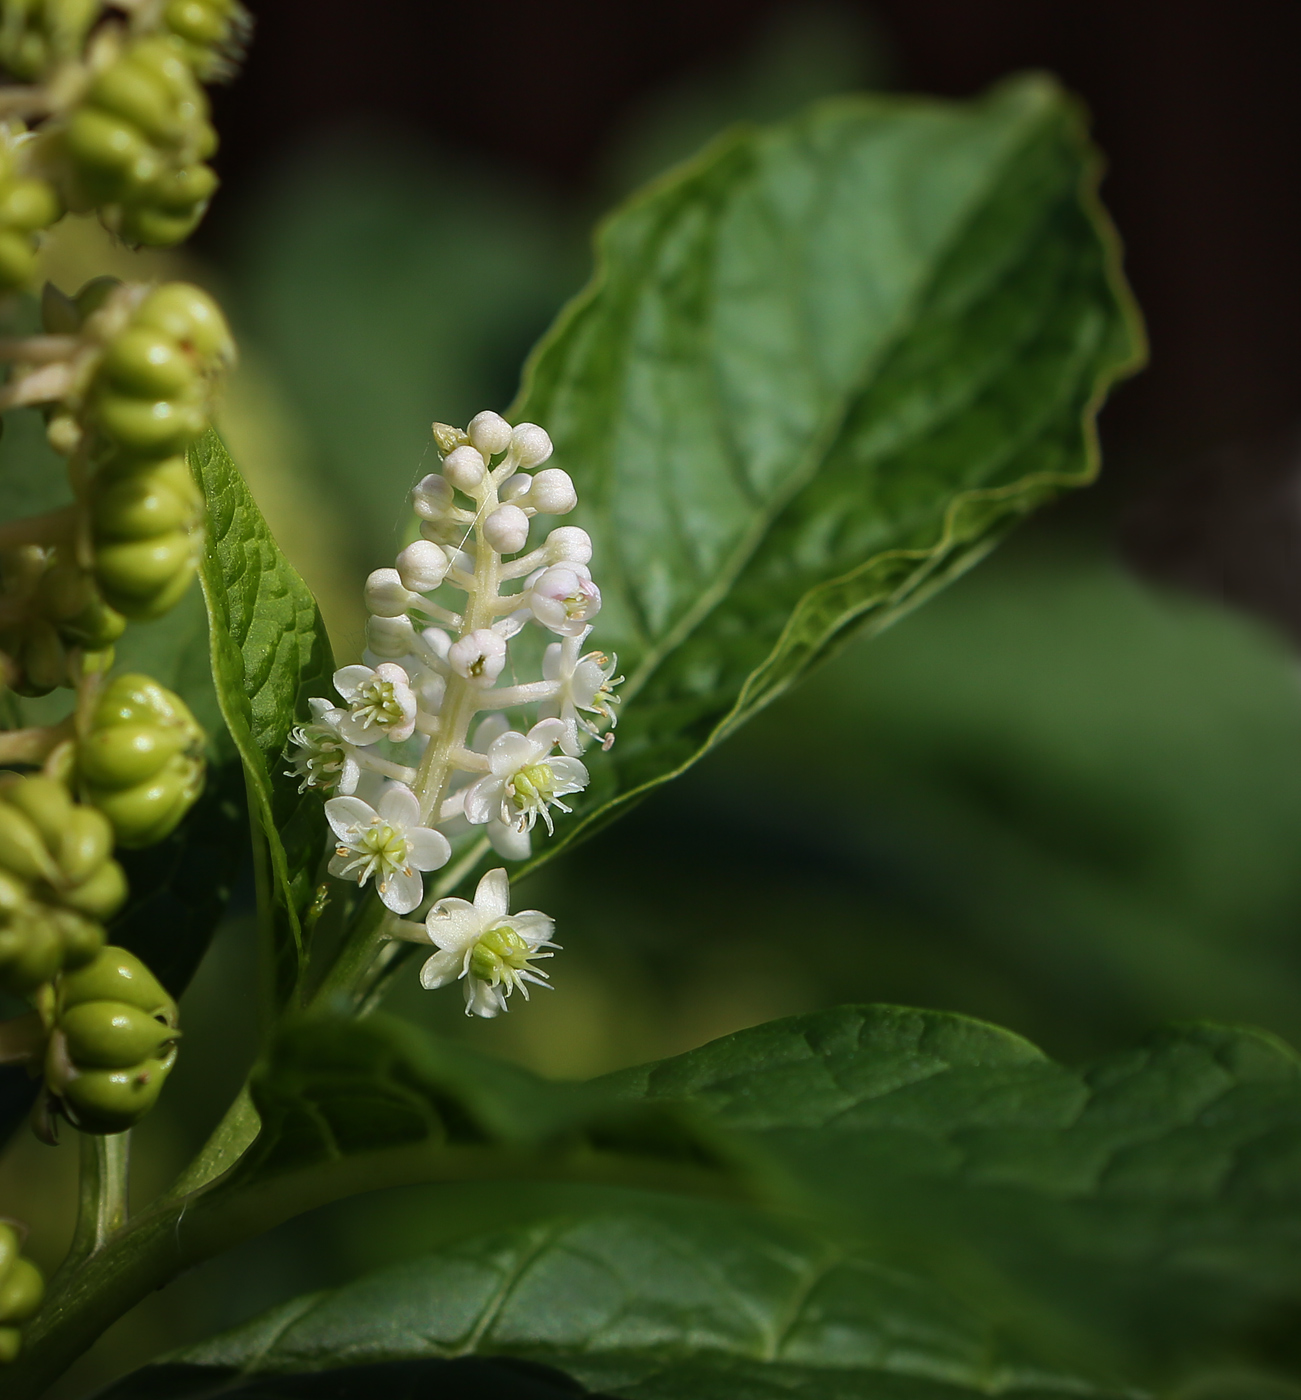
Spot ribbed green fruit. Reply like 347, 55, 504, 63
0, 1220, 43, 1364
79, 672, 205, 846
0, 0, 100, 81
48, 945, 180, 1133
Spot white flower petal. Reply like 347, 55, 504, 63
378, 864, 424, 915
462, 775, 501, 826
474, 868, 511, 922
424, 898, 482, 951
406, 826, 451, 871
488, 730, 536, 773
547, 757, 589, 792
333, 665, 374, 700
464, 978, 502, 1018
377, 783, 421, 828
527, 717, 566, 750
419, 948, 463, 989
325, 796, 376, 840
338, 711, 382, 745
487, 817, 532, 861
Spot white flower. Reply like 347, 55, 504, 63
333, 663, 417, 744
326, 783, 450, 914
525, 564, 601, 636
462, 717, 588, 838
447, 628, 507, 686
418, 867, 557, 1017
541, 631, 623, 756
286, 698, 359, 795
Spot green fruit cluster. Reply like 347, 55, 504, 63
0, 0, 99, 81
0, 544, 123, 696
46, 944, 179, 1133
0, 1221, 43, 1365
160, 0, 248, 80
79, 671, 204, 846
62, 33, 216, 246
0, 774, 123, 993
0, 125, 60, 292
84, 281, 230, 616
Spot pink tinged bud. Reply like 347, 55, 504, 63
545, 526, 593, 564
365, 568, 416, 618
527, 468, 578, 515
483, 504, 530, 555
411, 473, 454, 519
448, 628, 507, 686
397, 540, 450, 592
467, 410, 513, 457
511, 422, 553, 468
443, 445, 487, 491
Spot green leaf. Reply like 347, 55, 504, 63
0, 1014, 752, 1400
190, 429, 335, 997
508, 75, 1143, 876
122, 1199, 1142, 1400
607, 1007, 1301, 1385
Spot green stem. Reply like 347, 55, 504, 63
49, 1132, 130, 1295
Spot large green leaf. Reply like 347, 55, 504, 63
190, 429, 334, 997
506, 74, 1143, 877
1, 1015, 750, 1400
140, 1198, 1137, 1400
608, 1007, 1301, 1385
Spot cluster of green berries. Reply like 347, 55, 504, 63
0, 544, 122, 696
60, 32, 216, 246
0, 772, 122, 995
0, 123, 60, 292
82, 282, 226, 615
0, 1221, 42, 1365
78, 671, 204, 846
43, 943, 179, 1132
0, 0, 98, 82
156, 0, 248, 80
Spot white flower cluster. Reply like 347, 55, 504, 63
286, 411, 621, 1016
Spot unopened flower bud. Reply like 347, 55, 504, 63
483, 504, 529, 555
500, 473, 531, 501
466, 410, 513, 457
511, 422, 553, 469
448, 629, 507, 686
366, 614, 417, 659
410, 472, 454, 520
443, 445, 486, 492
525, 468, 578, 515
396, 540, 449, 592
364, 568, 417, 618
545, 526, 593, 564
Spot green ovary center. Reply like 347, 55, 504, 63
511, 762, 555, 809
359, 822, 407, 874
470, 924, 533, 982
357, 680, 403, 727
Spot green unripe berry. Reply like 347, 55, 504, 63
165, 0, 228, 46
0, 871, 26, 915
0, 1255, 43, 1323
64, 109, 158, 198
0, 911, 62, 993
59, 945, 172, 1016
0, 1223, 16, 1278
92, 469, 199, 543
59, 1001, 178, 1068
58, 806, 114, 885
117, 199, 203, 248
92, 390, 207, 455
134, 282, 233, 365
1, 774, 71, 850
0, 178, 59, 232
87, 61, 182, 147
58, 1061, 170, 1133
0, 802, 59, 884
95, 531, 196, 615
57, 858, 126, 919
147, 162, 218, 213
80, 672, 205, 846
101, 327, 197, 399
0, 230, 36, 289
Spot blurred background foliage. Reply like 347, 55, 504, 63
2, 5, 1301, 1396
